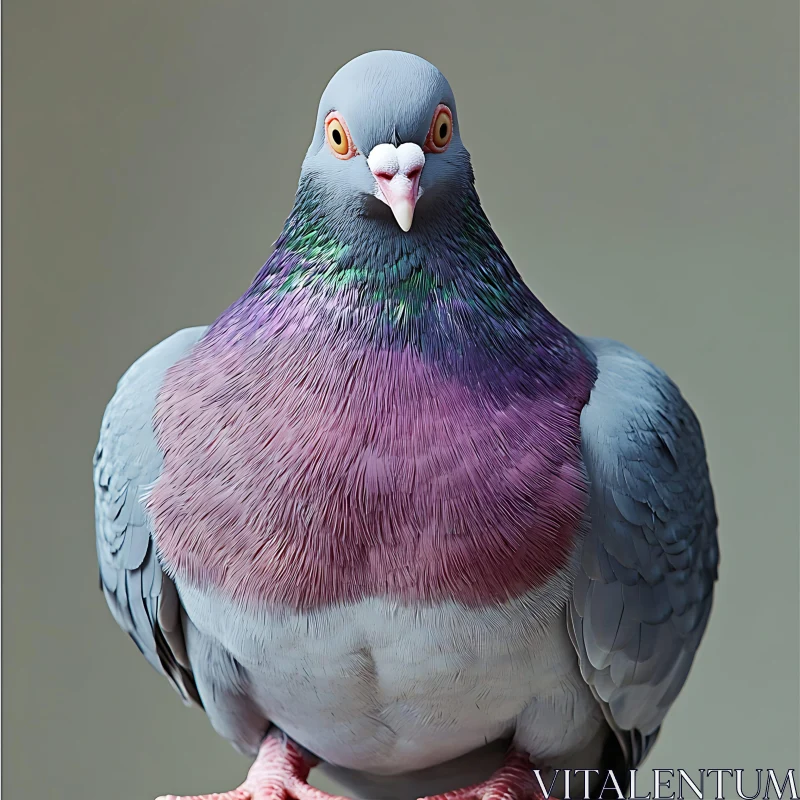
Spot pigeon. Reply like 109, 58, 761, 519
94, 50, 719, 800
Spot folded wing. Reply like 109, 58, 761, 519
571, 337, 719, 767
94, 326, 207, 705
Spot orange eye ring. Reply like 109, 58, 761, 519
325, 112, 356, 159
424, 104, 453, 153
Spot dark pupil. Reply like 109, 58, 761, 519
332, 128, 342, 145
438, 122, 448, 140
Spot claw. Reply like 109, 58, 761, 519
155, 735, 349, 800
157, 792, 250, 800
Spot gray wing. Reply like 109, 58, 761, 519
570, 337, 719, 767
94, 326, 207, 706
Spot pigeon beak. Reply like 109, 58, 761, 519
368, 143, 425, 232
374, 173, 420, 232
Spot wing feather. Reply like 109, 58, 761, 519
94, 327, 207, 704
571, 337, 719, 768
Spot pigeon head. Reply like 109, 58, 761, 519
300, 51, 471, 233
212, 48, 591, 420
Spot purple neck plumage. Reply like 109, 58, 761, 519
206, 179, 594, 400
151, 180, 599, 611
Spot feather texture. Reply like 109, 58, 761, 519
150, 185, 597, 612
570, 337, 719, 767
94, 327, 207, 706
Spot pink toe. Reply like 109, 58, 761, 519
156, 789, 251, 800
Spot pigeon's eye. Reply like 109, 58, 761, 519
325, 113, 355, 159
424, 105, 453, 153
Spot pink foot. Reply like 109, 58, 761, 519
417, 751, 544, 800
156, 733, 351, 800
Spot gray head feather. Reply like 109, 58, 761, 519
299, 51, 473, 233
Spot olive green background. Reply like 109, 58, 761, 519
4, 2, 798, 798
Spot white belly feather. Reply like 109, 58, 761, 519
177, 565, 604, 776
